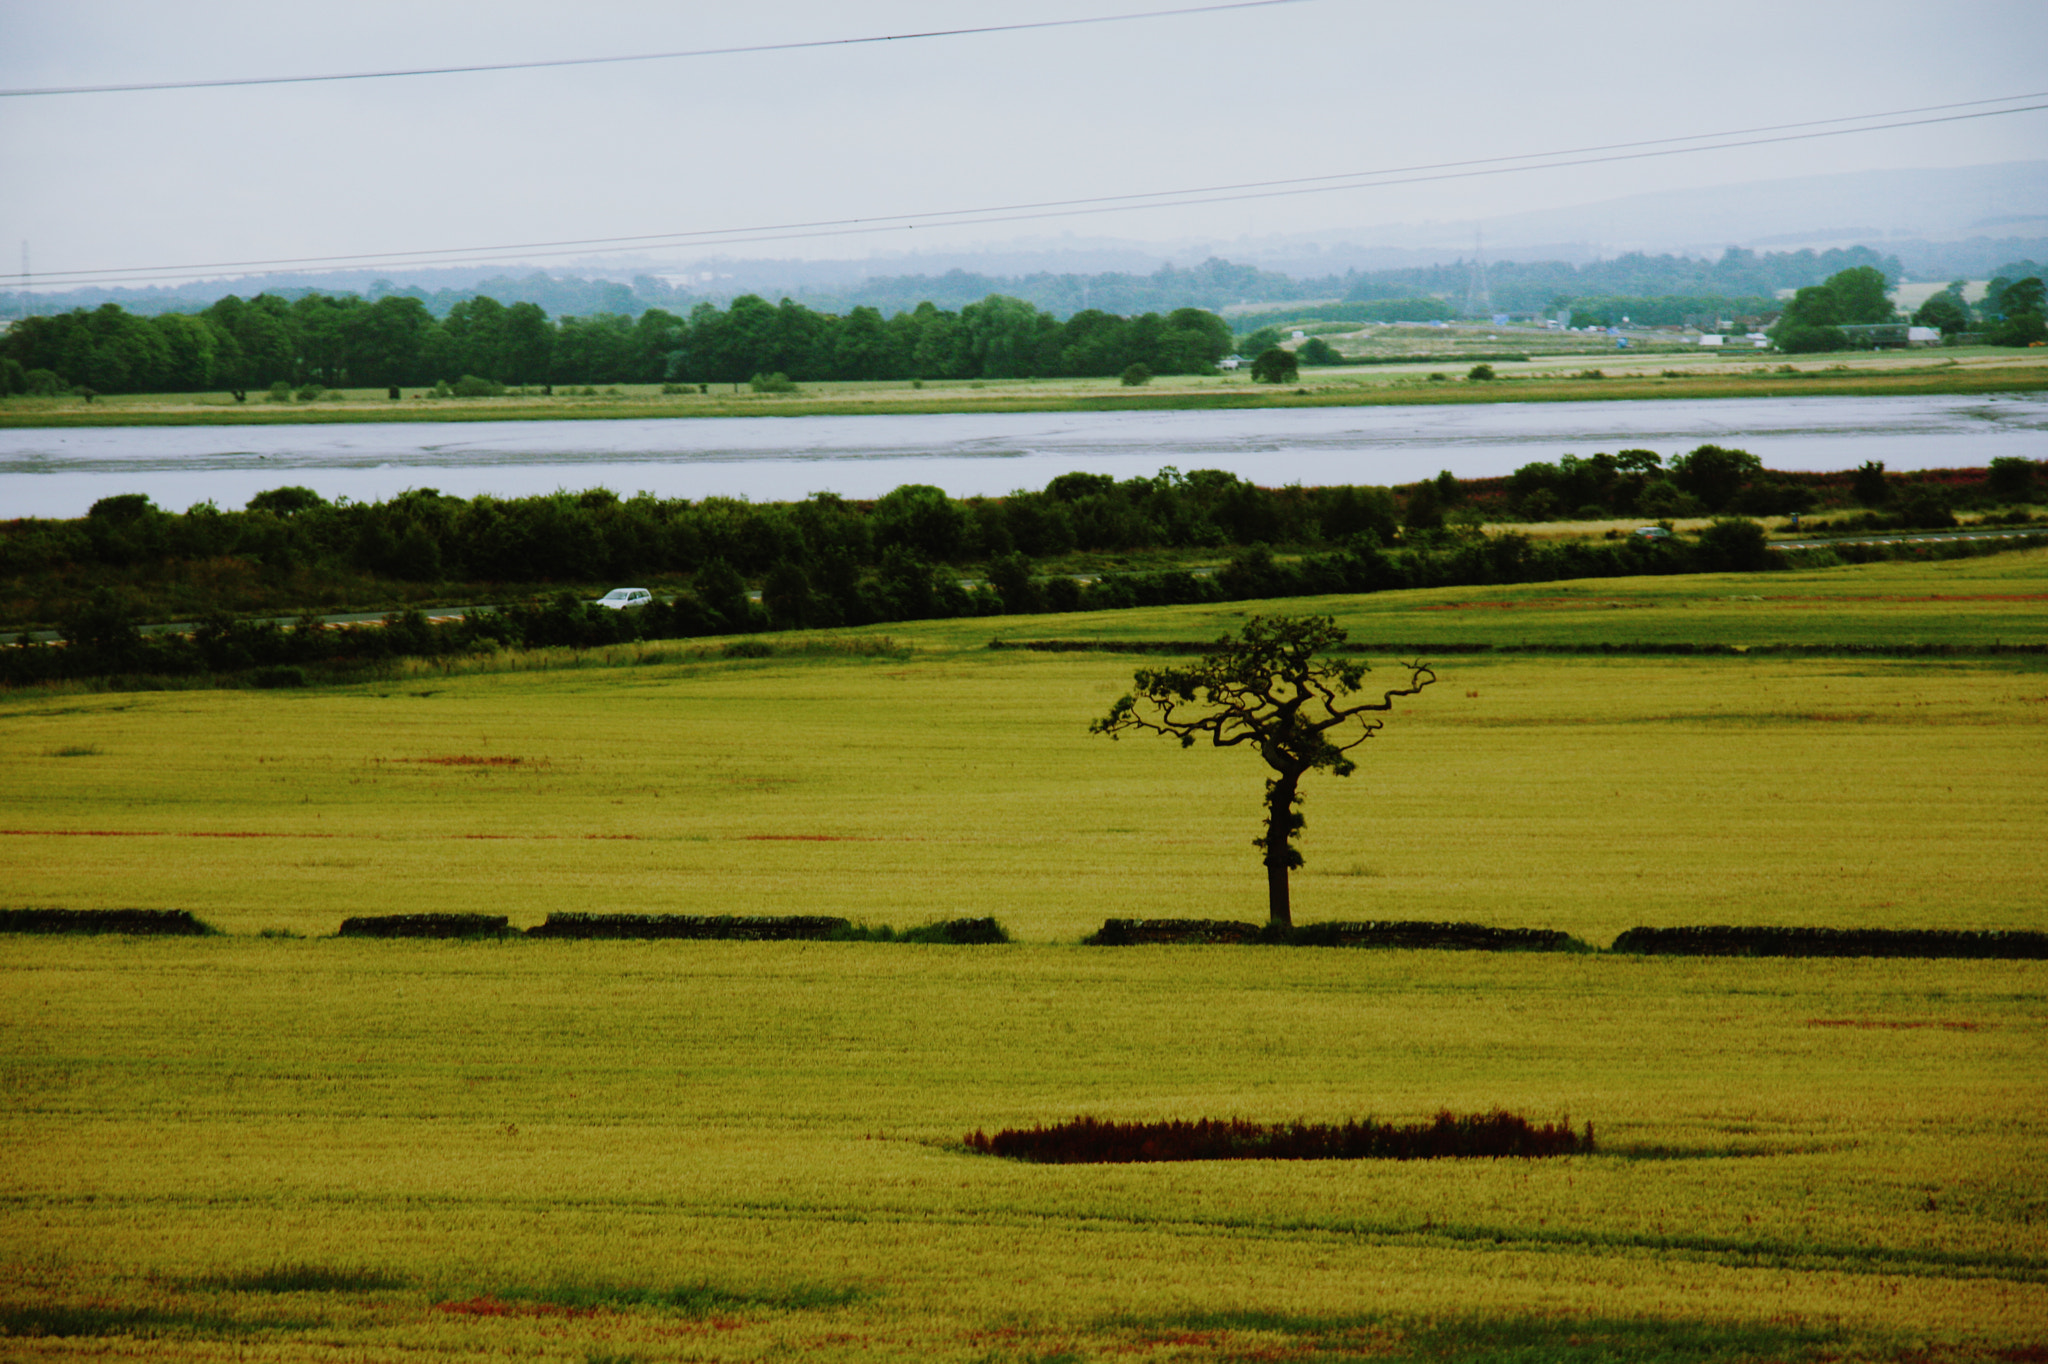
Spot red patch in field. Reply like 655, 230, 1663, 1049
583, 834, 641, 840
1415, 597, 1645, 612
409, 755, 523, 766
1808, 1018, 1985, 1031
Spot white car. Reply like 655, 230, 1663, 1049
594, 588, 653, 610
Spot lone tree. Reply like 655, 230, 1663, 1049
1249, 346, 1300, 384
1091, 615, 1434, 928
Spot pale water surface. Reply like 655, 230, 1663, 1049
1, 393, 2041, 518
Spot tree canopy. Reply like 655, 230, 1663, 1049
1249, 347, 1300, 384
1091, 616, 1435, 927
0, 291, 1235, 395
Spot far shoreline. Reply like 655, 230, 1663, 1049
3, 355, 2045, 430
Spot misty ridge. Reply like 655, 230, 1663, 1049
8, 161, 2043, 324
13, 240, 2048, 329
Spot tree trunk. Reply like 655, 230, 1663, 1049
1266, 859, 1291, 929
1263, 770, 1301, 929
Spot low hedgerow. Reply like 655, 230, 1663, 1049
336, 914, 511, 939
1084, 918, 1264, 945
1083, 918, 1585, 949
835, 917, 1013, 944
1610, 926, 2048, 959
965, 1110, 1594, 1164
526, 913, 850, 941
0, 907, 217, 936
1279, 921, 1589, 951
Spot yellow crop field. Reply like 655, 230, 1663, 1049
2, 941, 2042, 1360
3, 557, 2045, 1359
4, 649, 2043, 944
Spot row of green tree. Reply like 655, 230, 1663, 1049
18, 509, 2041, 692
1769, 265, 2046, 351
7, 458, 2035, 630
1342, 245, 1906, 315
3, 471, 1408, 589
0, 292, 1234, 396
1906, 266, 2047, 343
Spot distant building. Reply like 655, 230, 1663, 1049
1838, 323, 1913, 350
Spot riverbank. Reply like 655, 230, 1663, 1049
4, 351, 2044, 428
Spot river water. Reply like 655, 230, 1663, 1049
1, 393, 2042, 518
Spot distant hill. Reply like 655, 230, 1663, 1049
6, 163, 2041, 322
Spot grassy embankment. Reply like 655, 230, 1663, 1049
2, 550, 2044, 1360
2, 347, 2044, 427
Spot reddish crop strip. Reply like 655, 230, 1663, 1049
965, 1110, 1593, 1163
1808, 1018, 1987, 1031
408, 755, 523, 766
1416, 598, 1645, 612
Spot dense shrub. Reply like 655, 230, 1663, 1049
836, 917, 1013, 944
1084, 918, 1264, 945
1277, 921, 1587, 951
1610, 926, 2048, 959
337, 914, 511, 938
0, 907, 217, 935
525, 913, 850, 940
1083, 918, 1585, 949
965, 1110, 1594, 1163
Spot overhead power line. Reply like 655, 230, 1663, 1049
0, 0, 1303, 98
12, 93, 2047, 288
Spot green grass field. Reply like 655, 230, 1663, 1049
3, 553, 2044, 1360
3, 349, 2044, 427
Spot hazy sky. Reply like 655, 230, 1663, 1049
3, 0, 2045, 289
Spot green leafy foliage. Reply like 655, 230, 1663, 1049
525, 913, 850, 940
0, 290, 1233, 393
1249, 346, 1299, 383
1296, 337, 1343, 366
336, 914, 511, 938
965, 1110, 1595, 1163
1611, 926, 2048, 958
0, 907, 217, 935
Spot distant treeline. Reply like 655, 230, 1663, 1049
6, 456, 2036, 602
1345, 245, 1906, 314
26, 243, 2048, 358
0, 293, 1234, 396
